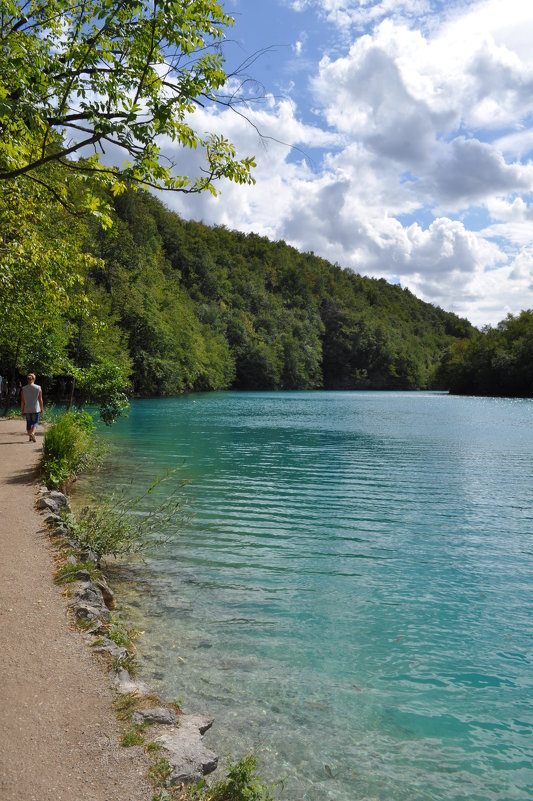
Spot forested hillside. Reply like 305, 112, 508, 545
77, 189, 472, 395
436, 310, 533, 397
1, 182, 475, 400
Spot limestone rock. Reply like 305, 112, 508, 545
94, 576, 116, 609
47, 490, 69, 507
112, 668, 151, 696
68, 581, 109, 622
71, 603, 108, 624
133, 707, 179, 726
79, 549, 98, 565
72, 580, 105, 606
83, 619, 105, 635
92, 637, 128, 660
183, 715, 215, 736
72, 570, 92, 582
156, 714, 217, 786
36, 497, 59, 513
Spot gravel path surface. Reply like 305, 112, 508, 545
0, 418, 152, 801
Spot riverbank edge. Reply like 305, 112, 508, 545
37, 482, 221, 796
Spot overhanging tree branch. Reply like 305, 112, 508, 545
1, 0, 257, 196
0, 134, 103, 180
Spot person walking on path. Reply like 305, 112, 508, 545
21, 372, 43, 442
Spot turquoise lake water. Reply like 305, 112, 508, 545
85, 392, 533, 801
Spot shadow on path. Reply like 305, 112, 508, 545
4, 464, 40, 485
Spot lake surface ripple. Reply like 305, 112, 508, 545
86, 392, 533, 801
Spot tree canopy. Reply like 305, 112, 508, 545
1, 179, 482, 406
67, 188, 475, 396
0, 0, 256, 205
437, 310, 533, 397
1, 0, 257, 421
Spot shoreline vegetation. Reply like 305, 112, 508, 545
39, 411, 275, 801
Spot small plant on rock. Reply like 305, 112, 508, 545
186, 755, 274, 801
54, 559, 99, 584
121, 726, 145, 747
113, 652, 137, 676
105, 614, 140, 649
148, 757, 172, 788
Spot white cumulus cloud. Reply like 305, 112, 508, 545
162, 0, 533, 326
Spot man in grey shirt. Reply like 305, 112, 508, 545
21, 373, 43, 442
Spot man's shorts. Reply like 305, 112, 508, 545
25, 412, 40, 430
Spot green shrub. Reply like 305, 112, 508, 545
188, 756, 274, 801
41, 456, 71, 488
41, 410, 99, 488
75, 359, 130, 425
112, 652, 137, 676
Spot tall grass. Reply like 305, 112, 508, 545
60, 471, 190, 561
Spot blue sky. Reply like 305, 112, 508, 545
161, 0, 533, 326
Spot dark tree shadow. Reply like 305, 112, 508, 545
4, 464, 40, 485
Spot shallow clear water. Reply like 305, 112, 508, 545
85, 392, 533, 801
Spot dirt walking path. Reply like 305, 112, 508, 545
0, 418, 152, 801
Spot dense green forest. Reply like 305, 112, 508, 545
2, 183, 477, 402
436, 310, 533, 397
85, 189, 475, 395
0, 0, 253, 421
4, 172, 532, 405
